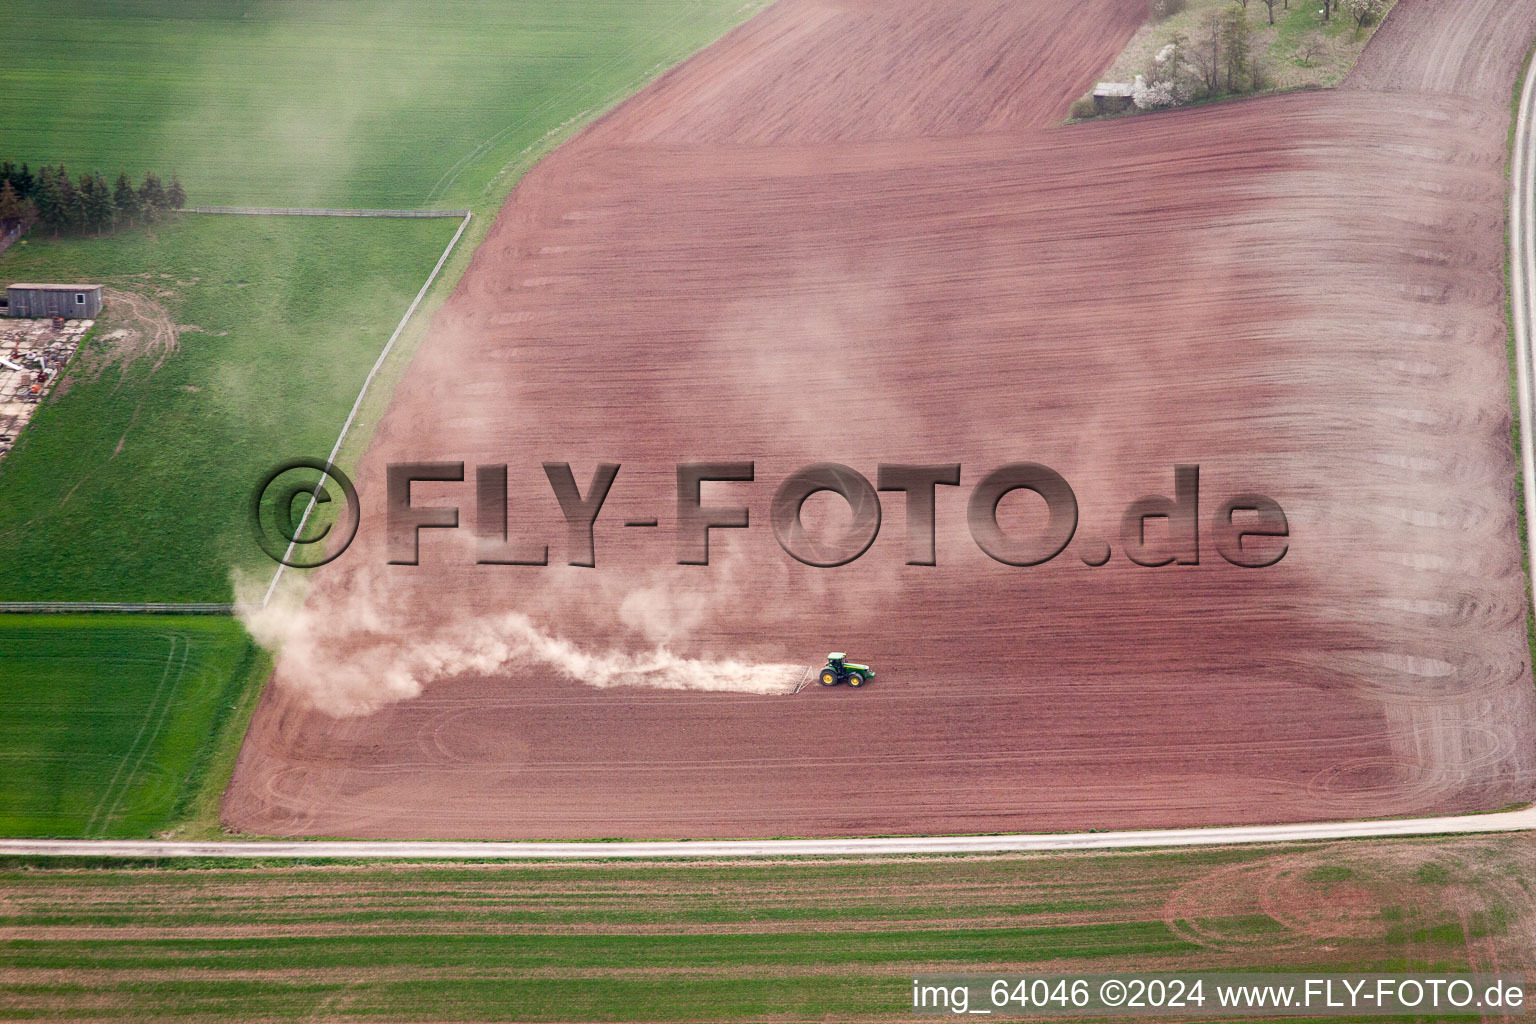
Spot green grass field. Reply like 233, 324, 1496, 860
0, 0, 761, 208
0, 213, 458, 601
0, 837, 1516, 1021
0, 616, 264, 839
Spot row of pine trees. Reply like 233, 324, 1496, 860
0, 163, 187, 235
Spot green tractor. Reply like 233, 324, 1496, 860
820, 652, 874, 687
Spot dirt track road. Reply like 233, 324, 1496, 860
1514, 29, 1536, 615
10, 804, 1536, 858
226, 0, 1536, 840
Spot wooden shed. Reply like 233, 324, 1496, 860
3, 284, 103, 318
1091, 82, 1136, 114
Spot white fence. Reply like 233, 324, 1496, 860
184, 206, 469, 218
0, 602, 235, 615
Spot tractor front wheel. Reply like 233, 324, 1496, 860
847, 672, 865, 687
820, 670, 838, 686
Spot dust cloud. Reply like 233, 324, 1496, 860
234, 570, 807, 717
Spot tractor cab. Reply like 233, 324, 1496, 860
819, 652, 874, 687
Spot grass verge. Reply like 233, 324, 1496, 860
166, 643, 272, 840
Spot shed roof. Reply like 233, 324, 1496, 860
1092, 82, 1136, 97
7, 283, 103, 291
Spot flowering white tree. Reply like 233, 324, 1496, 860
1132, 75, 1175, 109
1134, 38, 1197, 109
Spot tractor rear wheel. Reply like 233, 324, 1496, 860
820, 670, 838, 686
847, 672, 864, 687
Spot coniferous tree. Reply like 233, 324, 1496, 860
113, 172, 139, 226
1220, 6, 1253, 93
139, 172, 166, 217
41, 167, 69, 232
3, 163, 182, 233
62, 170, 87, 232
33, 167, 63, 230
84, 172, 115, 234
74, 172, 96, 232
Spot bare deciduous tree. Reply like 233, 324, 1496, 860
0, 181, 37, 231
1295, 32, 1327, 65
1190, 8, 1225, 95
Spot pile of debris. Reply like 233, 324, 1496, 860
0, 317, 91, 462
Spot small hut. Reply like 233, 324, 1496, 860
3, 284, 103, 318
1091, 82, 1136, 114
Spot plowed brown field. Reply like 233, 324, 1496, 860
225, 0, 1536, 839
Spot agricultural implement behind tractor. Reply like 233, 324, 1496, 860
820, 653, 874, 687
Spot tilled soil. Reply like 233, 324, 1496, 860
225, 0, 1536, 839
